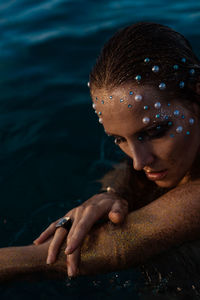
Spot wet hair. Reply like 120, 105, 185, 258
89, 22, 200, 103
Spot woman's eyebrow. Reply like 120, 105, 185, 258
106, 120, 168, 137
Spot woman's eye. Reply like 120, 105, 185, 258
146, 124, 169, 139
113, 136, 126, 144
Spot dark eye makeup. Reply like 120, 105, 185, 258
111, 120, 172, 145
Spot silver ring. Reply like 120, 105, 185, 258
55, 217, 72, 231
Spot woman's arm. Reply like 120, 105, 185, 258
1, 179, 200, 283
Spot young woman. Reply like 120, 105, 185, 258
1, 22, 200, 284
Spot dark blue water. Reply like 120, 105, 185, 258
0, 0, 200, 299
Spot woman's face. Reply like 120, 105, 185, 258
91, 84, 200, 188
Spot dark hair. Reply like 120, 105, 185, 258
89, 22, 200, 102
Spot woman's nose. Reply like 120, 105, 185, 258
129, 142, 155, 171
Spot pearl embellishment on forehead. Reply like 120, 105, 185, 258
142, 117, 150, 124
144, 58, 150, 63
152, 65, 159, 73
173, 65, 179, 70
176, 126, 183, 133
135, 75, 141, 81
154, 102, 161, 109
92, 103, 96, 109
174, 110, 180, 116
189, 118, 194, 125
189, 69, 195, 75
135, 94, 143, 102
159, 83, 166, 90
179, 81, 185, 88
99, 118, 103, 124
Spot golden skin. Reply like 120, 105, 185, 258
92, 84, 200, 188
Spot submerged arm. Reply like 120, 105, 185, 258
1, 179, 200, 283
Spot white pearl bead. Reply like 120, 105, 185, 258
87, 82, 90, 87
99, 118, 103, 124
176, 126, 183, 133
142, 117, 150, 124
92, 103, 96, 109
135, 94, 143, 102
189, 118, 194, 125
152, 65, 159, 72
154, 102, 161, 109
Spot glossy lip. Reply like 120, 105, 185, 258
145, 169, 168, 181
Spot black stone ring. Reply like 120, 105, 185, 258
55, 217, 72, 231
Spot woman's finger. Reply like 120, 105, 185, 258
46, 227, 68, 264
66, 247, 81, 277
33, 222, 59, 245
65, 205, 104, 254
108, 199, 129, 224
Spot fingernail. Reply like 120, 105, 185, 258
46, 255, 53, 264
65, 246, 72, 255
68, 266, 73, 277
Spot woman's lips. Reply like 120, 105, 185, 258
145, 169, 168, 181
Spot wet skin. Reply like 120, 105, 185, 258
92, 84, 200, 188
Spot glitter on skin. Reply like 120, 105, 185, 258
155, 114, 160, 118
101, 100, 104, 104
120, 99, 124, 102
109, 96, 113, 99
144, 105, 149, 110
128, 104, 132, 108
129, 91, 133, 95
181, 58, 186, 63
98, 112, 102, 115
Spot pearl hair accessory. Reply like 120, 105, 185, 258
87, 81, 90, 87
99, 118, 103, 124
92, 103, 96, 109
142, 117, 150, 124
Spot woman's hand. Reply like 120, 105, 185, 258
33, 191, 129, 277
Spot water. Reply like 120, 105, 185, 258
0, 0, 200, 299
